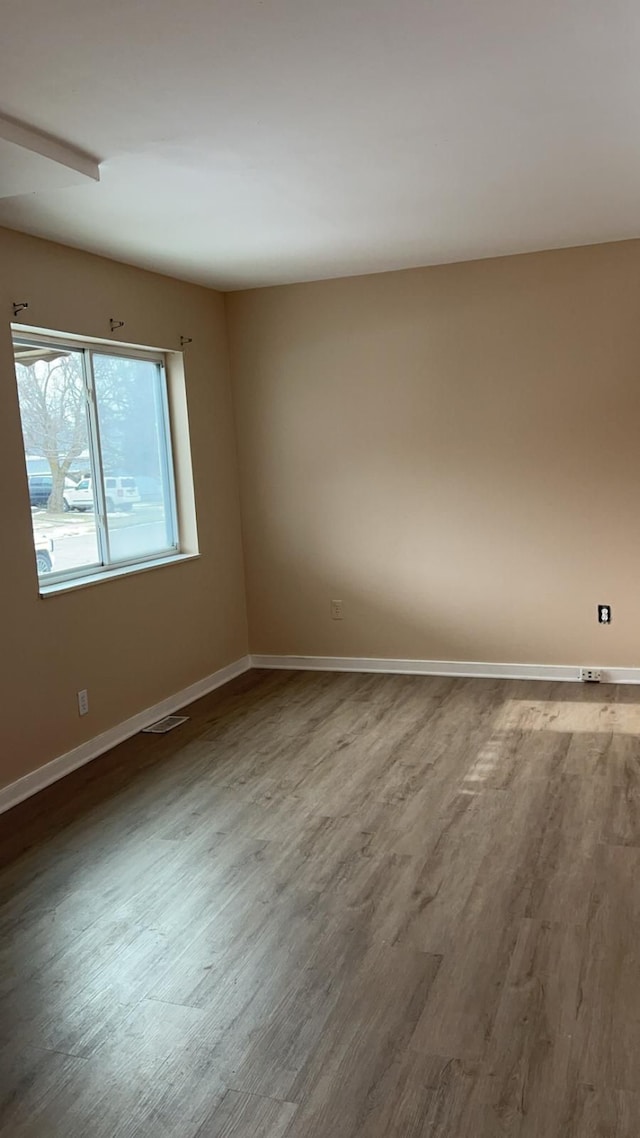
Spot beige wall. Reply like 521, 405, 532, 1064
227, 240, 640, 667
0, 227, 248, 791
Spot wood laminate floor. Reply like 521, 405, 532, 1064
1, 668, 640, 1136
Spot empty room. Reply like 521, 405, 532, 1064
1, 1, 639, 1134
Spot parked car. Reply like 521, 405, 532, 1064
34, 535, 55, 574
28, 474, 76, 511
66, 476, 141, 513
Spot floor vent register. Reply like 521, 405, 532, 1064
142, 715, 190, 734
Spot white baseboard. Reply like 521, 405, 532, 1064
250, 654, 640, 685
0, 655, 251, 817
5, 650, 639, 818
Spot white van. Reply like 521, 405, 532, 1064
67, 476, 141, 513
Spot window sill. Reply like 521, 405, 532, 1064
39, 552, 199, 597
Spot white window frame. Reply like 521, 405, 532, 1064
13, 329, 185, 592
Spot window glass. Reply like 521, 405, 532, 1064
14, 342, 100, 575
92, 353, 177, 565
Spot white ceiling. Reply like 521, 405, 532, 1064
1, 0, 640, 290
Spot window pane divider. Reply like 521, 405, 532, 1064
83, 348, 111, 565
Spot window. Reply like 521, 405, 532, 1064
13, 332, 182, 590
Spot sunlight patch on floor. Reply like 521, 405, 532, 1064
463, 738, 506, 784
495, 699, 640, 734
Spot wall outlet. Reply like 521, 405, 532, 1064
579, 668, 602, 683
330, 599, 344, 621
77, 688, 89, 716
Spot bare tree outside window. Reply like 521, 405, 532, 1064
14, 346, 88, 513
